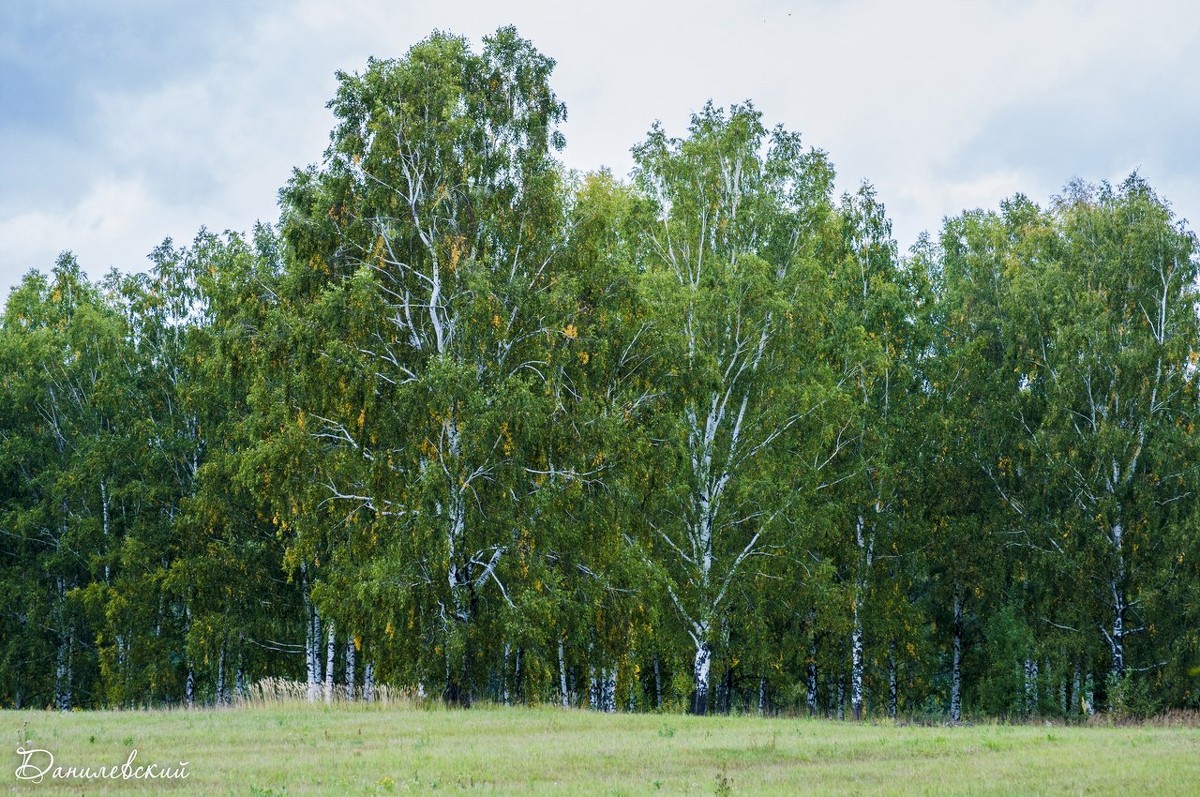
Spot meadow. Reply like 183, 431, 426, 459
4, 697, 1200, 795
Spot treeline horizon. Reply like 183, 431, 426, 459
3, 26, 1199, 719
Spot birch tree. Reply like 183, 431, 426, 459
632, 102, 850, 714
1009, 178, 1200, 686
278, 27, 567, 703
818, 184, 921, 720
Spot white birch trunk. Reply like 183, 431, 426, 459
503, 643, 511, 705
1024, 657, 1039, 715
345, 637, 356, 701
850, 511, 873, 721
54, 632, 72, 712
653, 656, 663, 711
324, 620, 336, 704
216, 646, 227, 706
887, 645, 898, 720
304, 575, 322, 703
692, 641, 712, 715
100, 479, 111, 584
806, 629, 819, 716
558, 637, 570, 708
950, 585, 963, 722
54, 576, 72, 712
364, 661, 375, 703
850, 609, 864, 720
1084, 671, 1095, 716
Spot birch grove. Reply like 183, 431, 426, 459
2, 29, 1200, 719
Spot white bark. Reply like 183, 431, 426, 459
324, 620, 336, 704
54, 633, 72, 712
850, 511, 874, 721
216, 646, 227, 706
1105, 525, 1127, 681
806, 615, 819, 716
1071, 665, 1081, 716
503, 644, 512, 705
54, 577, 72, 712
692, 641, 712, 715
887, 645, 898, 719
100, 479, 111, 583
588, 666, 616, 713
305, 595, 322, 703
950, 585, 963, 722
653, 655, 662, 711
1024, 657, 1039, 715
345, 637, 356, 701
558, 637, 570, 708
364, 661, 375, 703
850, 608, 864, 720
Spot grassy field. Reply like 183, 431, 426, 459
4, 701, 1200, 795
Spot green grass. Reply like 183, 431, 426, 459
4, 703, 1200, 795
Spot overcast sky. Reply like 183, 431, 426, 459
2, 0, 1198, 301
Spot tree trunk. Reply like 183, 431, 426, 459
54, 576, 72, 712
324, 620, 336, 704
558, 637, 570, 708
217, 645, 227, 706
304, 580, 322, 703
691, 641, 712, 716
100, 479, 111, 584
589, 666, 616, 713
850, 512, 873, 721
806, 636, 819, 716
345, 637, 356, 701
1108, 576, 1126, 681
850, 605, 865, 720
950, 584, 963, 722
887, 644, 898, 720
1024, 657, 1039, 715
503, 643, 512, 705
364, 661, 375, 703
54, 629, 73, 712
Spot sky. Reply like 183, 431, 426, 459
2, 0, 1198, 301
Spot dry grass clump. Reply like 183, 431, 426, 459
243, 677, 414, 707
